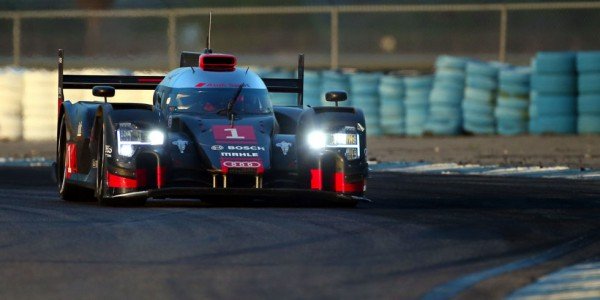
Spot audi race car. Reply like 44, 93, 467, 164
55, 48, 369, 206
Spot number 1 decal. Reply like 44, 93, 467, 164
224, 128, 245, 139
213, 125, 256, 144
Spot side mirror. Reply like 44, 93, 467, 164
92, 86, 115, 103
325, 91, 347, 107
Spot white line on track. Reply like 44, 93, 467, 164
420, 232, 599, 300
0, 157, 52, 167
507, 260, 600, 299
371, 162, 600, 180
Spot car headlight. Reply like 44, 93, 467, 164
307, 131, 327, 149
306, 130, 360, 160
117, 123, 164, 157
148, 130, 165, 145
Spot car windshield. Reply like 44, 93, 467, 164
164, 88, 273, 115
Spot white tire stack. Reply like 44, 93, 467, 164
0, 68, 24, 140
22, 69, 57, 141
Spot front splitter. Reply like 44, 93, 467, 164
111, 187, 371, 203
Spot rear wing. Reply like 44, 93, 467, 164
58, 49, 163, 112
58, 49, 305, 112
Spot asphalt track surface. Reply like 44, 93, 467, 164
0, 167, 598, 299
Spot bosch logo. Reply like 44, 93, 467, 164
223, 161, 262, 168
227, 145, 265, 151
211, 145, 224, 151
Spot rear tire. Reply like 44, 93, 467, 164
57, 115, 94, 202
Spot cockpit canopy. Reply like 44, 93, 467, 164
162, 87, 272, 116
157, 65, 273, 117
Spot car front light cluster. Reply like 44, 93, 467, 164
307, 130, 360, 160
117, 123, 164, 157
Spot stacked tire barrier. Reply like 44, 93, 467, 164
404, 75, 433, 136
350, 72, 382, 136
22, 70, 57, 141
0, 68, 24, 141
576, 52, 600, 133
378, 74, 404, 135
7, 52, 600, 140
425, 55, 468, 135
303, 70, 321, 108
462, 61, 500, 134
495, 67, 531, 135
529, 52, 577, 134
321, 70, 351, 106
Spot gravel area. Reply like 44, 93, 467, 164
3, 135, 600, 169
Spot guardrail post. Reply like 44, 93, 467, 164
330, 8, 339, 70
12, 14, 21, 67
168, 13, 177, 69
499, 5, 508, 62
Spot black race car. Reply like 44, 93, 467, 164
55, 48, 369, 206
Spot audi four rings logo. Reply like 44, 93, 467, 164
222, 161, 262, 168
211, 145, 224, 151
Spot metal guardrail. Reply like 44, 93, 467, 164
1, 1, 600, 69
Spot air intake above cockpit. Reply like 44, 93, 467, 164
199, 54, 237, 72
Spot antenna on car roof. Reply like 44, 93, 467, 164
203, 12, 213, 54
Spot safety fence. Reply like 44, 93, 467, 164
1, 51, 600, 141
1, 2, 600, 70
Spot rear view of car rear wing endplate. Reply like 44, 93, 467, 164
58, 49, 306, 112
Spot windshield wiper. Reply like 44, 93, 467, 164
225, 82, 244, 121
224, 67, 249, 126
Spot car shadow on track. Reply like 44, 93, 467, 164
60, 197, 364, 209
143, 198, 362, 209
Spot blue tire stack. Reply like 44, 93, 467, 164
321, 70, 351, 107
462, 61, 500, 134
495, 67, 531, 135
378, 74, 405, 135
425, 55, 468, 135
576, 52, 600, 134
303, 70, 322, 108
350, 72, 382, 136
404, 75, 433, 136
529, 52, 577, 134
